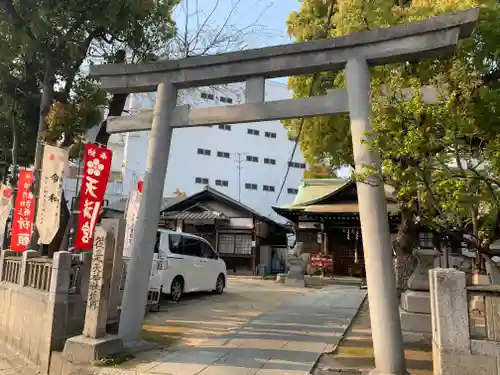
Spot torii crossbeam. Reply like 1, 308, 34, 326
89, 8, 478, 375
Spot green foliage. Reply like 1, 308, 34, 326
0, 0, 179, 165
286, 0, 500, 250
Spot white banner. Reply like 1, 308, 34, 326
0, 184, 13, 249
123, 189, 141, 258
36, 145, 69, 244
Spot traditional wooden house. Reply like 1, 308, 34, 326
272, 179, 401, 277
158, 186, 290, 274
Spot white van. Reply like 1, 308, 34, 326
149, 229, 227, 302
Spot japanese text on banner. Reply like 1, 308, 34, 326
74, 144, 113, 251
10, 169, 34, 252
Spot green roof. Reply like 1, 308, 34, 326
292, 179, 349, 206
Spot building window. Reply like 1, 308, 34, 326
218, 234, 252, 255
264, 158, 276, 165
246, 155, 259, 163
197, 148, 211, 156
195, 177, 209, 184
215, 179, 229, 187
217, 151, 230, 158
265, 131, 277, 139
263, 185, 275, 192
288, 161, 306, 169
201, 92, 214, 100
247, 129, 260, 136
218, 124, 231, 131
245, 183, 258, 190
287, 188, 299, 195
219, 96, 233, 104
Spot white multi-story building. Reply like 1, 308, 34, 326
120, 80, 307, 222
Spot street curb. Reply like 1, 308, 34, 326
308, 292, 368, 375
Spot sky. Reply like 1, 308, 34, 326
172, 0, 301, 82
173, 0, 301, 49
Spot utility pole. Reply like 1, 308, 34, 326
234, 153, 246, 202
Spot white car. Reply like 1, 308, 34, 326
149, 229, 227, 302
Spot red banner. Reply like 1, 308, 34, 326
11, 169, 35, 252
74, 144, 113, 250
309, 253, 333, 268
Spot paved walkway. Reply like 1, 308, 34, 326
313, 300, 433, 375
0, 343, 38, 375
119, 285, 366, 375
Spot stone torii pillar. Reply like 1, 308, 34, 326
117, 82, 177, 342
346, 57, 405, 373
89, 9, 478, 375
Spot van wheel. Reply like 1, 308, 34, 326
213, 274, 225, 294
170, 277, 183, 302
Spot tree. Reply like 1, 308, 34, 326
303, 164, 337, 179
173, 188, 188, 198
284, 0, 500, 291
0, 0, 180, 252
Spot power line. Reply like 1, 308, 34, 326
275, 0, 337, 204
234, 152, 247, 202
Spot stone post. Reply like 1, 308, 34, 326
101, 218, 125, 324
346, 57, 407, 375
49, 251, 72, 298
79, 252, 92, 300
83, 226, 115, 338
63, 227, 123, 363
429, 268, 472, 374
119, 81, 177, 343
44, 251, 72, 372
20, 250, 40, 286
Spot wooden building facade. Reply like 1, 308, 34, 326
273, 179, 401, 277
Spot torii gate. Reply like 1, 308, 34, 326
89, 9, 478, 375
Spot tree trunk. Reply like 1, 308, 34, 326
394, 251, 417, 294
49, 51, 129, 255
393, 206, 419, 295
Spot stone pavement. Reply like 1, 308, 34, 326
0, 342, 39, 375
313, 300, 433, 375
117, 285, 367, 375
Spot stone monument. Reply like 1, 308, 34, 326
399, 248, 440, 337
285, 242, 306, 287
63, 226, 123, 363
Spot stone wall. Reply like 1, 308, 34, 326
0, 250, 90, 375
430, 268, 500, 375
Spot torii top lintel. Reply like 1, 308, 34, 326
89, 8, 478, 94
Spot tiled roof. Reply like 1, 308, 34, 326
162, 210, 228, 220
106, 196, 184, 212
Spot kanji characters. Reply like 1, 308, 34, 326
85, 176, 98, 198
83, 199, 94, 219
75, 144, 112, 251
16, 233, 30, 247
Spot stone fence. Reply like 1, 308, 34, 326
430, 268, 500, 374
0, 250, 91, 374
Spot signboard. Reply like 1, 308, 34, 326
309, 253, 333, 269
11, 169, 34, 251
123, 186, 141, 258
0, 184, 13, 248
74, 144, 113, 250
35, 145, 68, 244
